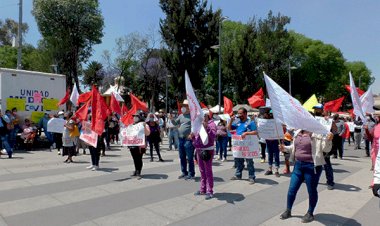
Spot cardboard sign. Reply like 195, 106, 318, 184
315, 116, 333, 131
79, 121, 98, 147
6, 98, 25, 111
43, 99, 59, 111
232, 135, 260, 159
257, 118, 284, 140
47, 118, 65, 133
120, 123, 146, 147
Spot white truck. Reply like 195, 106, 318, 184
0, 68, 66, 123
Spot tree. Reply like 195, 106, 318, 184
159, 0, 220, 97
82, 61, 105, 88
0, 18, 29, 46
32, 0, 104, 93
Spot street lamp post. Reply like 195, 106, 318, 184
288, 62, 297, 95
165, 74, 171, 113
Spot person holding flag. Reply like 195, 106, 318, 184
228, 107, 258, 184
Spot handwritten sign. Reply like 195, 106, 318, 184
232, 135, 260, 159
120, 123, 145, 147
47, 118, 65, 133
6, 98, 25, 111
257, 118, 284, 140
79, 121, 98, 147
347, 122, 355, 132
43, 99, 59, 111
315, 116, 333, 131
31, 112, 45, 123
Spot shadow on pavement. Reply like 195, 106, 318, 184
333, 168, 350, 173
97, 167, 119, 173
255, 178, 279, 185
142, 174, 168, 180
194, 176, 224, 182
114, 177, 131, 182
333, 183, 361, 192
314, 213, 361, 225
101, 154, 122, 157
213, 192, 245, 204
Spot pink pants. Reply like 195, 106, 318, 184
196, 149, 214, 194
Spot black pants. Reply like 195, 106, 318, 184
149, 140, 162, 160
130, 147, 144, 172
260, 142, 266, 160
89, 146, 100, 166
349, 132, 355, 144
365, 140, 371, 157
331, 134, 343, 158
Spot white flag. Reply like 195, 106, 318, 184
70, 83, 79, 106
349, 72, 366, 122
264, 73, 329, 135
360, 86, 374, 114
185, 71, 208, 144
110, 85, 124, 102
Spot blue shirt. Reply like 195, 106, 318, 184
231, 118, 257, 135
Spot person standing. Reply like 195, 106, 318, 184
193, 110, 217, 200
363, 114, 376, 157
175, 100, 195, 180
0, 111, 12, 158
354, 118, 363, 149
147, 113, 164, 162
342, 118, 350, 151
279, 130, 333, 223
347, 117, 355, 146
330, 114, 345, 159
215, 119, 228, 161
228, 107, 258, 184
166, 113, 179, 151
129, 111, 150, 179
62, 112, 77, 163
264, 110, 281, 177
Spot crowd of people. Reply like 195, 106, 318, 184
1, 100, 380, 224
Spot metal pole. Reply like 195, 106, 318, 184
288, 61, 291, 95
359, 75, 362, 89
166, 75, 169, 113
17, 0, 23, 69
218, 19, 222, 113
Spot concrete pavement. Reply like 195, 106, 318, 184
0, 138, 378, 226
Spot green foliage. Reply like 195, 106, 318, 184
0, 18, 29, 46
32, 0, 104, 92
159, 0, 220, 98
82, 61, 104, 88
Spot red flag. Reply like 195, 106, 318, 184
223, 96, 233, 114
323, 96, 345, 112
57, 89, 70, 106
200, 102, 208, 109
247, 88, 265, 108
110, 93, 122, 115
345, 85, 365, 96
177, 99, 182, 114
121, 104, 129, 116
77, 91, 92, 105
120, 105, 136, 126
91, 86, 110, 135
74, 101, 90, 121
130, 93, 148, 112
348, 108, 354, 117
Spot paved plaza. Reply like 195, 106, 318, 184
0, 138, 378, 226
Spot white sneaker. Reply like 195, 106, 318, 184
86, 165, 94, 169
92, 166, 99, 171
222, 158, 226, 162
1, 149, 7, 154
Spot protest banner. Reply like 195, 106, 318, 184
257, 118, 284, 140
315, 116, 333, 131
120, 123, 145, 147
232, 135, 260, 159
31, 112, 45, 123
79, 121, 98, 147
43, 99, 59, 111
6, 98, 25, 111
47, 118, 65, 133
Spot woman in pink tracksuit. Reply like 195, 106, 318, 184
192, 110, 217, 200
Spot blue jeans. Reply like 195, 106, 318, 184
168, 129, 179, 150
1, 134, 12, 157
8, 129, 16, 148
323, 155, 334, 186
287, 161, 322, 214
216, 136, 228, 159
45, 130, 54, 145
178, 138, 195, 177
266, 140, 280, 168
235, 158, 255, 179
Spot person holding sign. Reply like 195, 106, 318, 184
129, 111, 150, 180
263, 110, 281, 177
228, 107, 258, 184
193, 110, 217, 200
279, 130, 333, 223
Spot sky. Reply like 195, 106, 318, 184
1, 0, 379, 94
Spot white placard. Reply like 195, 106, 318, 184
347, 121, 355, 132
232, 135, 260, 159
47, 118, 65, 133
79, 121, 98, 147
315, 116, 333, 131
257, 118, 284, 140
120, 123, 146, 147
